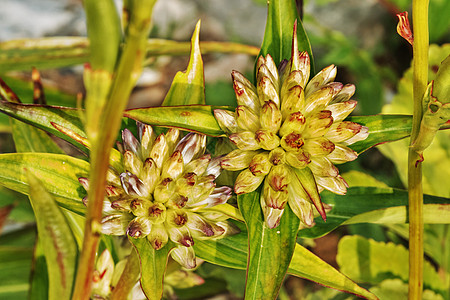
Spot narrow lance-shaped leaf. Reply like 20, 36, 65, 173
258, 0, 314, 72
129, 238, 175, 300
238, 190, 300, 299
162, 20, 205, 106
26, 171, 78, 300
0, 153, 88, 216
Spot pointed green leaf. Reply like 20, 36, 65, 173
29, 238, 49, 300
337, 235, 448, 293
299, 187, 450, 239
129, 238, 174, 300
0, 153, 88, 215
125, 105, 229, 136
11, 119, 64, 154
162, 20, 205, 106
0, 246, 33, 299
27, 171, 77, 300
259, 0, 314, 71
288, 243, 377, 300
237, 190, 299, 299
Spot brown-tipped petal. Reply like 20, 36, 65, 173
123, 150, 143, 176
127, 216, 151, 238
325, 121, 366, 143
129, 198, 152, 217
215, 221, 240, 237
341, 126, 369, 145
279, 111, 306, 137
232, 71, 260, 112
292, 167, 326, 221
185, 212, 220, 239
260, 194, 285, 229
330, 84, 356, 104
229, 131, 260, 151
153, 178, 175, 203
302, 110, 333, 139
249, 152, 272, 176
101, 213, 132, 235
281, 85, 305, 120
280, 132, 304, 152
92, 250, 114, 297
190, 175, 216, 205
166, 209, 189, 228
176, 133, 206, 165
161, 150, 184, 180
287, 182, 315, 227
120, 172, 149, 197
166, 194, 188, 210
78, 177, 89, 191
285, 150, 311, 169
327, 144, 358, 164
198, 186, 233, 208
303, 86, 335, 114
296, 51, 311, 88
236, 105, 260, 132
205, 155, 223, 178
315, 175, 348, 195
122, 129, 141, 157
257, 76, 280, 106
150, 134, 169, 169
308, 157, 339, 177
138, 123, 155, 158
147, 224, 169, 250
221, 149, 257, 171
175, 173, 197, 198
281, 71, 304, 100
167, 224, 194, 247
110, 198, 133, 212
170, 245, 196, 269
264, 54, 279, 84
165, 128, 181, 153
260, 100, 282, 132
302, 137, 335, 157
234, 169, 265, 194
267, 165, 291, 192
304, 65, 337, 98
141, 158, 159, 194
255, 130, 280, 150
214, 109, 239, 134
185, 154, 211, 175
326, 100, 357, 123
257, 62, 279, 92
268, 147, 286, 166
105, 185, 123, 197
263, 179, 289, 209
147, 202, 167, 224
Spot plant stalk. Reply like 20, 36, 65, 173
408, 0, 428, 298
110, 250, 141, 300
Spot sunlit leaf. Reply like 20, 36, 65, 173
299, 187, 450, 239
161, 20, 205, 106
27, 171, 77, 300
29, 238, 49, 300
238, 190, 300, 299
337, 235, 448, 293
370, 279, 444, 300
0, 153, 88, 215
129, 238, 174, 300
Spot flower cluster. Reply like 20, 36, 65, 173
214, 28, 368, 228
79, 123, 236, 269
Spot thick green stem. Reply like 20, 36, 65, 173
408, 0, 428, 298
72, 1, 156, 299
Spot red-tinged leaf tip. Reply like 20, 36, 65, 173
32, 67, 45, 104
396, 12, 413, 46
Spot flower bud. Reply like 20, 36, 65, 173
167, 224, 194, 247
302, 110, 333, 139
325, 121, 365, 143
302, 137, 335, 157
129, 198, 152, 217
279, 112, 306, 137
232, 71, 260, 113
221, 149, 257, 171
234, 169, 265, 194
260, 194, 284, 229
330, 84, 356, 104
122, 129, 141, 157
171, 246, 196, 269
280, 132, 304, 152
280, 85, 305, 120
326, 100, 357, 122
260, 100, 282, 132
249, 152, 272, 176
214, 109, 239, 134
153, 178, 174, 203
285, 150, 311, 169
327, 144, 358, 164
161, 150, 184, 180
141, 158, 159, 194
101, 213, 132, 235
176, 133, 206, 165
268, 147, 286, 166
267, 165, 290, 192
138, 123, 155, 158
305, 65, 337, 98
229, 131, 260, 150
150, 134, 169, 169
120, 172, 149, 197
165, 128, 181, 153
147, 223, 168, 250
257, 76, 279, 106
263, 180, 288, 209
236, 105, 260, 132
255, 130, 280, 150
185, 154, 211, 175
123, 150, 142, 176
287, 182, 315, 227
147, 202, 167, 224
308, 157, 339, 177
127, 216, 151, 238
303, 86, 335, 114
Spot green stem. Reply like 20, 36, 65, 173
72, 1, 156, 299
408, 0, 428, 298
110, 250, 141, 300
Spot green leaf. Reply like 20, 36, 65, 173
162, 20, 205, 106
27, 171, 78, 300
289, 243, 377, 300
29, 238, 49, 300
370, 279, 444, 300
238, 190, 300, 299
259, 0, 314, 71
0, 153, 88, 215
337, 235, 449, 293
0, 246, 33, 299
125, 105, 229, 136
299, 187, 450, 239
11, 119, 64, 154
129, 238, 174, 300
0, 101, 87, 150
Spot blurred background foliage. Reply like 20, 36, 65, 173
0, 0, 449, 299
